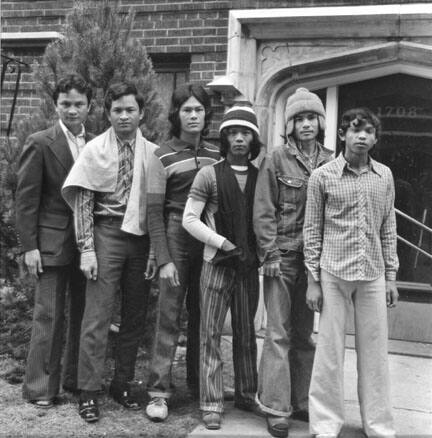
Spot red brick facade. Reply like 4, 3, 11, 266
0, 0, 424, 139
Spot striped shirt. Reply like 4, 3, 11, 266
303, 153, 399, 282
147, 136, 220, 266
74, 138, 135, 253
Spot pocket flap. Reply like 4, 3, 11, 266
277, 176, 303, 188
38, 212, 70, 230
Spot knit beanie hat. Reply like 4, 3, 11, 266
285, 87, 326, 135
219, 105, 260, 136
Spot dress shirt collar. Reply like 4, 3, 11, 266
59, 119, 85, 141
116, 135, 136, 152
335, 153, 383, 178
167, 136, 204, 152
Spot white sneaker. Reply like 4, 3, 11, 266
146, 397, 168, 422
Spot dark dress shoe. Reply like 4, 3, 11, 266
202, 411, 221, 430
234, 400, 265, 417
109, 384, 141, 410
291, 409, 309, 422
78, 396, 99, 423
62, 384, 80, 396
267, 415, 289, 438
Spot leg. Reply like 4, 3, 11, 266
231, 267, 259, 407
147, 215, 192, 398
354, 276, 395, 437
290, 256, 315, 413
200, 262, 234, 413
185, 238, 203, 391
78, 222, 125, 391
113, 234, 151, 386
309, 270, 352, 436
257, 252, 299, 417
62, 256, 86, 391
23, 266, 68, 401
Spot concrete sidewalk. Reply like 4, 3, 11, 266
189, 337, 432, 438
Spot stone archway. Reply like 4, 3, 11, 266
254, 42, 432, 150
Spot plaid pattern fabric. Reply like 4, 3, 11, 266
303, 153, 399, 282
74, 138, 135, 252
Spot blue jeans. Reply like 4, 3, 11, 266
257, 250, 315, 416
147, 213, 202, 397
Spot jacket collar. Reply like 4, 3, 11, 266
285, 136, 333, 168
46, 122, 74, 172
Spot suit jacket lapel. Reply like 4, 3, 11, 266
47, 122, 74, 172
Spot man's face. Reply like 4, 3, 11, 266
340, 119, 377, 157
179, 96, 205, 136
106, 94, 143, 140
293, 112, 319, 142
55, 88, 90, 134
226, 126, 253, 160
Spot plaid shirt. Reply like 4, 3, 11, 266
303, 153, 399, 282
74, 137, 135, 252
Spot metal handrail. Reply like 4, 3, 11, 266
395, 208, 432, 261
1, 53, 30, 138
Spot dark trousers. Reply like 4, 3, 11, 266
147, 213, 202, 397
78, 218, 151, 391
23, 258, 85, 401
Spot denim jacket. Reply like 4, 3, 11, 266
253, 137, 333, 264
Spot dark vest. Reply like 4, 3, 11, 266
212, 160, 258, 272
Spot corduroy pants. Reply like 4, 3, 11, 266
199, 261, 259, 413
309, 270, 395, 437
23, 259, 85, 401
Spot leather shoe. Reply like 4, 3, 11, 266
31, 399, 54, 409
267, 415, 289, 438
234, 400, 265, 417
109, 383, 140, 410
78, 396, 99, 423
202, 411, 221, 430
62, 384, 80, 396
292, 409, 309, 422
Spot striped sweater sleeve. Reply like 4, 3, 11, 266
147, 151, 171, 267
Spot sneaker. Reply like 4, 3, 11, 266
145, 397, 168, 422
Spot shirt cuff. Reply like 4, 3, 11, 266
305, 264, 320, 282
385, 271, 397, 281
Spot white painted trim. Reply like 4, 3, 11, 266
324, 87, 339, 153
1, 32, 62, 41
230, 4, 432, 21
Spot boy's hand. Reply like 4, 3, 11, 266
24, 249, 43, 277
145, 258, 157, 280
386, 280, 398, 308
81, 250, 98, 281
221, 239, 236, 252
263, 260, 281, 277
306, 280, 323, 313
160, 262, 180, 288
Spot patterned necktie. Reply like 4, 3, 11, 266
121, 141, 134, 204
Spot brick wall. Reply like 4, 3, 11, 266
0, 0, 424, 139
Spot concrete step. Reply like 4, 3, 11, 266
188, 348, 432, 438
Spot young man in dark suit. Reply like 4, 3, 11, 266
16, 74, 93, 408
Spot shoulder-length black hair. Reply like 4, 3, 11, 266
168, 83, 213, 138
